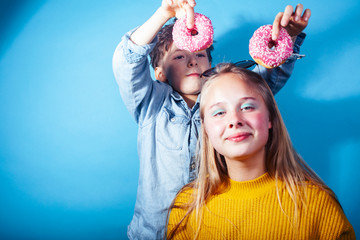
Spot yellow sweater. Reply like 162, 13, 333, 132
167, 173, 355, 239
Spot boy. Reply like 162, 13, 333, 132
112, 1, 311, 239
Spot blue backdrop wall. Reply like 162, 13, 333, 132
1, 0, 359, 239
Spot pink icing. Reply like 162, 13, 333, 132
249, 25, 293, 67
173, 13, 214, 52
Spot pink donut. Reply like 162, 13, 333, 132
173, 13, 214, 52
249, 25, 293, 69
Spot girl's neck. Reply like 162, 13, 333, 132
228, 166, 266, 182
225, 152, 266, 182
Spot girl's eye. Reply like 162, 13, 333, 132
196, 53, 206, 58
211, 109, 226, 117
241, 103, 255, 111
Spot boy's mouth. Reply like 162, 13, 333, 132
187, 73, 200, 77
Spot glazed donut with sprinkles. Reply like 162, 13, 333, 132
173, 13, 214, 52
249, 24, 293, 69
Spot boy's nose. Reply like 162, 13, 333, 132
188, 57, 198, 67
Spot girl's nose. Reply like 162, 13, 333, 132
228, 112, 244, 128
229, 121, 243, 128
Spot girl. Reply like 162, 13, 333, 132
167, 63, 355, 239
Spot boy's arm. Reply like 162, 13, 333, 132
112, 0, 196, 123
254, 3, 311, 95
253, 33, 305, 95
112, 30, 160, 123
130, 0, 196, 46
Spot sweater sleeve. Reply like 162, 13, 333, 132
307, 186, 356, 240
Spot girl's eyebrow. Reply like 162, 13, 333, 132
208, 97, 257, 109
208, 102, 223, 110
242, 97, 257, 101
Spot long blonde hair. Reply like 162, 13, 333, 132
167, 63, 337, 239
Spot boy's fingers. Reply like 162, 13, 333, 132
302, 8, 311, 22
281, 5, 293, 27
294, 3, 303, 22
185, 4, 195, 29
272, 12, 283, 40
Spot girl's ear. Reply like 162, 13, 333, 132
268, 120, 272, 129
155, 67, 167, 83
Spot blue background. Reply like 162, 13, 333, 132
1, 0, 359, 239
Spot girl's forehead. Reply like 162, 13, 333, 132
201, 74, 267, 110
204, 74, 257, 98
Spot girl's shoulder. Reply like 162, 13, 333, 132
304, 183, 356, 238
174, 186, 196, 206
305, 183, 336, 200
304, 183, 343, 213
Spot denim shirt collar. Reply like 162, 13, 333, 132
170, 90, 201, 117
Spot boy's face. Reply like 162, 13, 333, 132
155, 43, 211, 100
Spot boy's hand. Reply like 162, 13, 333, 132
272, 3, 311, 41
161, 0, 196, 29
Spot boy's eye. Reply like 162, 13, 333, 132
196, 53, 206, 58
174, 55, 184, 60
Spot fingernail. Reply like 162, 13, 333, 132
295, 16, 300, 21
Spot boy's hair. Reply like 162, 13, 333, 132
149, 21, 214, 69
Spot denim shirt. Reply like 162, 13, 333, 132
112, 30, 305, 240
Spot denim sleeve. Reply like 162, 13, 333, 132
254, 32, 306, 95
112, 29, 170, 124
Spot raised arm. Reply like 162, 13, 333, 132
113, 0, 197, 123
130, 0, 196, 46
254, 4, 311, 95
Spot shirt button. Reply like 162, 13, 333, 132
191, 162, 196, 170
170, 117, 176, 122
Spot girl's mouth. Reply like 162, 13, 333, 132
226, 133, 251, 142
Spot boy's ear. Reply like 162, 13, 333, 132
155, 67, 167, 83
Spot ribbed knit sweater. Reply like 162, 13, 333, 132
167, 173, 355, 239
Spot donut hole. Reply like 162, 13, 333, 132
268, 40, 277, 50
190, 29, 199, 36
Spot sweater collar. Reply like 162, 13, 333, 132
224, 173, 278, 199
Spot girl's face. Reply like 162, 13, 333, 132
202, 73, 272, 166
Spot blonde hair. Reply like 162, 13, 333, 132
167, 63, 338, 239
